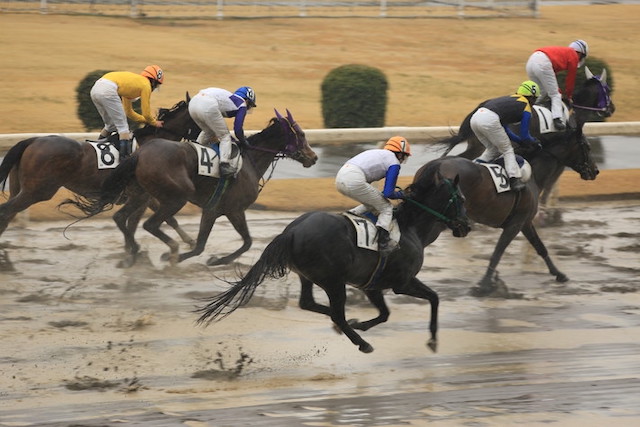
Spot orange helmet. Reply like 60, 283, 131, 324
141, 65, 164, 84
384, 136, 411, 156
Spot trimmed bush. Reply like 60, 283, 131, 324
76, 70, 141, 131
321, 64, 388, 128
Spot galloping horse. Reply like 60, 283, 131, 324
0, 97, 200, 245
424, 125, 599, 297
70, 109, 318, 267
196, 162, 470, 354
437, 67, 613, 207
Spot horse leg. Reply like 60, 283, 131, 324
298, 277, 331, 316
112, 196, 150, 268
472, 224, 522, 297
323, 284, 374, 353
142, 201, 185, 266
521, 222, 568, 282
348, 289, 390, 331
207, 209, 251, 266
178, 208, 220, 263
148, 198, 195, 249
0, 191, 54, 237
393, 277, 439, 352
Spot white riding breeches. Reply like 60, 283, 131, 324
470, 108, 521, 179
526, 51, 563, 120
188, 92, 234, 163
90, 78, 130, 138
336, 164, 393, 231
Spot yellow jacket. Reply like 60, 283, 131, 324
102, 71, 157, 126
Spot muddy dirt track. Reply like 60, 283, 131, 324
1, 198, 639, 426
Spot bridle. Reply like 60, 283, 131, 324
405, 178, 467, 228
572, 76, 613, 117
245, 114, 307, 161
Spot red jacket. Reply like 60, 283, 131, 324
536, 46, 581, 99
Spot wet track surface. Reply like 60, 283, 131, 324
1, 201, 639, 426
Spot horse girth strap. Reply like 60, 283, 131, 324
205, 177, 230, 210
499, 190, 522, 228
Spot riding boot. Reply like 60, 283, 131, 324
553, 118, 566, 131
118, 139, 131, 162
376, 226, 397, 255
509, 177, 525, 192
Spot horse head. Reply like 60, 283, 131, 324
573, 66, 615, 121
269, 109, 318, 168
404, 164, 470, 238
539, 129, 599, 181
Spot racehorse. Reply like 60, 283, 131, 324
424, 124, 599, 297
195, 162, 470, 354
69, 109, 318, 267
437, 66, 613, 209
0, 97, 200, 246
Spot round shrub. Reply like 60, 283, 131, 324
321, 64, 388, 128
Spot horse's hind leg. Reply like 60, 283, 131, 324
521, 222, 568, 282
322, 283, 374, 353
348, 289, 390, 332
393, 277, 439, 352
143, 201, 185, 266
112, 195, 150, 268
0, 192, 53, 238
473, 224, 522, 297
207, 209, 251, 266
299, 277, 331, 316
148, 198, 195, 249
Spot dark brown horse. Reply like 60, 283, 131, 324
196, 161, 470, 353
425, 124, 599, 297
0, 97, 200, 246
69, 109, 318, 267
437, 67, 614, 207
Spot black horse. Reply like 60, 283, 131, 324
196, 161, 470, 354
437, 67, 613, 208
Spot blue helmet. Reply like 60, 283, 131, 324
234, 86, 257, 107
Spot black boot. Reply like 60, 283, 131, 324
219, 161, 236, 178
509, 177, 525, 192
553, 118, 566, 131
118, 139, 131, 161
376, 226, 396, 255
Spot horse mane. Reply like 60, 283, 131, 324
247, 118, 279, 144
157, 100, 187, 122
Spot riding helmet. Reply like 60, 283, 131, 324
234, 86, 257, 107
517, 80, 539, 98
384, 136, 411, 156
569, 39, 589, 57
141, 65, 164, 84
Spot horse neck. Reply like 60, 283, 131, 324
396, 204, 442, 247
243, 134, 284, 177
529, 144, 568, 195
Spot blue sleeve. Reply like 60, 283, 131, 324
504, 125, 522, 143
233, 107, 247, 142
382, 164, 403, 199
518, 110, 534, 142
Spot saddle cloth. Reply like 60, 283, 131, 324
476, 156, 532, 194
87, 140, 122, 169
533, 103, 570, 134
342, 212, 401, 252
190, 141, 243, 177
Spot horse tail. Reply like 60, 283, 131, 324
435, 110, 475, 157
0, 138, 37, 190
61, 156, 139, 217
196, 231, 293, 325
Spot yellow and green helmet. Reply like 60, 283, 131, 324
517, 80, 538, 98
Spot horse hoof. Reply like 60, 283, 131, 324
359, 343, 374, 353
160, 252, 170, 262
469, 286, 493, 297
556, 273, 569, 283
117, 256, 135, 269
427, 338, 438, 353
207, 256, 221, 266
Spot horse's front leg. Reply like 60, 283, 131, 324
393, 277, 439, 352
207, 209, 251, 266
348, 289, 390, 331
178, 209, 220, 263
521, 222, 568, 282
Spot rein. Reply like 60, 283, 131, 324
572, 77, 612, 114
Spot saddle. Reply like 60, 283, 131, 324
474, 156, 532, 194
341, 212, 401, 252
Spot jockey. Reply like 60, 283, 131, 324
470, 80, 539, 192
90, 65, 165, 161
188, 86, 257, 178
525, 39, 589, 130
336, 136, 411, 255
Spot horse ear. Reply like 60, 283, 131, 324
584, 66, 594, 80
186, 91, 191, 103
600, 68, 607, 84
286, 109, 295, 123
274, 109, 284, 121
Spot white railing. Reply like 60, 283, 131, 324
0, 0, 540, 18
1, 121, 639, 151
